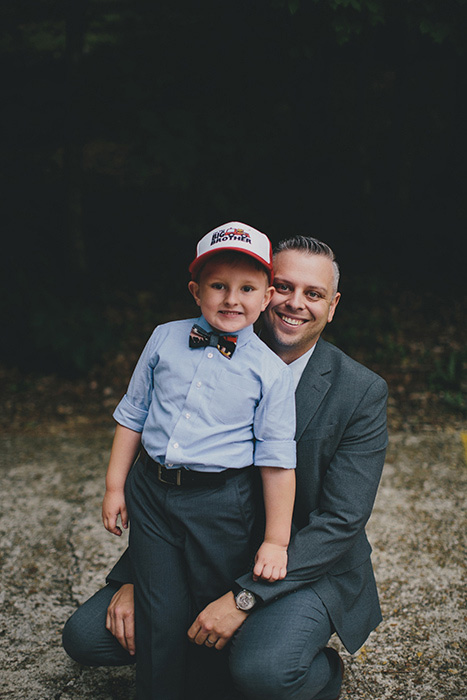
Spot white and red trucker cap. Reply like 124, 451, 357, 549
189, 221, 274, 282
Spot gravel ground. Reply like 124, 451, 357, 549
0, 429, 466, 699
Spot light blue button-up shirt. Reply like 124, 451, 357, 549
113, 316, 296, 473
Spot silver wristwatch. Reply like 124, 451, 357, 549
235, 588, 257, 611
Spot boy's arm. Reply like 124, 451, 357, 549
253, 467, 296, 582
187, 469, 295, 648
102, 424, 141, 536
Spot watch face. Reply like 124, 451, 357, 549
236, 589, 256, 611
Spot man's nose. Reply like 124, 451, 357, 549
285, 290, 304, 309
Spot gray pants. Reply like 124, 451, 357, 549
124, 458, 257, 699
63, 462, 342, 698
62, 583, 341, 700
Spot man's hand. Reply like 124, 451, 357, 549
106, 583, 136, 655
187, 591, 248, 650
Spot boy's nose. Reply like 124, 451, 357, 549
224, 289, 239, 305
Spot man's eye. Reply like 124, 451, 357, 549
306, 291, 319, 299
274, 284, 290, 292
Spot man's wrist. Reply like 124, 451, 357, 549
234, 588, 258, 612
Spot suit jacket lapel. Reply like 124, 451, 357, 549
295, 339, 333, 441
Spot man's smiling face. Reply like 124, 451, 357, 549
262, 249, 340, 364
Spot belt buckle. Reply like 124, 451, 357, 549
158, 464, 182, 486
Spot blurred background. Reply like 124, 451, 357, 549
1, 0, 465, 430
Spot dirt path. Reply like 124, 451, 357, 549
0, 429, 465, 699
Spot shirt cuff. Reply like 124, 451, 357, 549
113, 394, 147, 433
253, 440, 296, 469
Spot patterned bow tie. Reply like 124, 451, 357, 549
189, 324, 237, 359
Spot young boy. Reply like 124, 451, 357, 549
102, 222, 296, 699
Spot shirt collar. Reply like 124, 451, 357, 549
289, 344, 316, 390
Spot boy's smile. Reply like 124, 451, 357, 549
188, 257, 273, 334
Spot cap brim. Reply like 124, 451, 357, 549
189, 247, 273, 282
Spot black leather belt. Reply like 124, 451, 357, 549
140, 446, 248, 488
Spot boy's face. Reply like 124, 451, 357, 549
188, 256, 273, 333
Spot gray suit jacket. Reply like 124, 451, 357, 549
236, 337, 388, 653
108, 338, 388, 655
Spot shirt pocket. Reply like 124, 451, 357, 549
208, 370, 260, 425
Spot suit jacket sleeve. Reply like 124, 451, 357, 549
236, 372, 388, 604
106, 548, 133, 586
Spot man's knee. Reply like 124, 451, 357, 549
62, 585, 134, 667
62, 608, 97, 665
230, 645, 291, 699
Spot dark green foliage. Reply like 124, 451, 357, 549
1, 0, 466, 374
2, 288, 120, 377
429, 351, 467, 415
28, 294, 119, 376
274, 0, 466, 51
324, 274, 405, 362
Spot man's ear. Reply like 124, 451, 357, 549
327, 292, 341, 323
188, 280, 201, 307
261, 285, 274, 312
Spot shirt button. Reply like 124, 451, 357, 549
185, 413, 191, 419
173, 442, 179, 449
196, 381, 202, 388
167, 463, 173, 467
207, 352, 214, 358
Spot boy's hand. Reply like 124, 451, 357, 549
102, 489, 128, 536
253, 542, 288, 582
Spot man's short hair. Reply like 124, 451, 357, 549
274, 236, 340, 295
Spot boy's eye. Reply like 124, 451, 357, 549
242, 285, 254, 292
211, 283, 225, 289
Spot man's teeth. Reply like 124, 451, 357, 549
280, 315, 304, 326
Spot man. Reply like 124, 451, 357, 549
63, 236, 388, 700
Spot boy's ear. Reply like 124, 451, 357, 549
261, 285, 274, 311
188, 280, 201, 306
